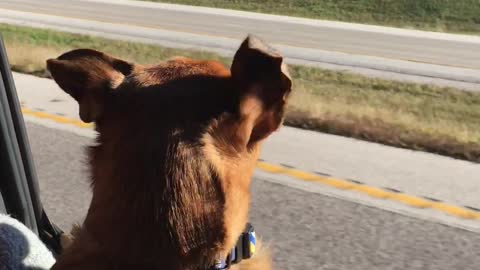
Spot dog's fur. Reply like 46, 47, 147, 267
46, 36, 291, 270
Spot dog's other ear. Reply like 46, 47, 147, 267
231, 35, 292, 145
46, 49, 135, 123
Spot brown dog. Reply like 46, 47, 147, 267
46, 35, 291, 270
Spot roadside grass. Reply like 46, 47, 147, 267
2, 23, 480, 162
141, 0, 480, 34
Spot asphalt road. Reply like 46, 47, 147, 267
1, 0, 480, 89
26, 122, 480, 270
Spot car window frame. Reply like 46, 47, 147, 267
0, 35, 63, 254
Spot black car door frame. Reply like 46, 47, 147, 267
0, 35, 63, 254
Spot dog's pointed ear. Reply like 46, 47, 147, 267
46, 49, 136, 123
231, 35, 292, 145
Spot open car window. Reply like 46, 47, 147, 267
0, 35, 63, 254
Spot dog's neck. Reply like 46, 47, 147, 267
80, 134, 229, 269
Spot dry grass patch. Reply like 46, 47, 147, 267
6, 42, 60, 77
286, 68, 480, 161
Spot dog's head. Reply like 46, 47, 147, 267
47, 36, 291, 267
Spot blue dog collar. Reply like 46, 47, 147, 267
212, 223, 256, 270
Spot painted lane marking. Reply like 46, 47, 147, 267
22, 107, 480, 220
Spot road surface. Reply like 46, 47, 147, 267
1, 0, 480, 90
13, 71, 480, 269
24, 94, 480, 270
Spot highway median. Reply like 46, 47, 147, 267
3, 23, 480, 162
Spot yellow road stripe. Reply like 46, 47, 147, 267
21, 107, 480, 220
255, 162, 480, 220
21, 108, 93, 129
